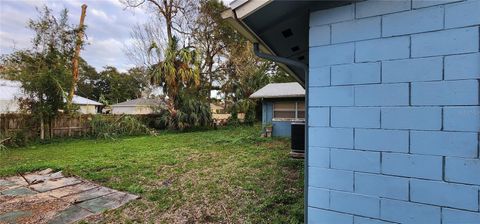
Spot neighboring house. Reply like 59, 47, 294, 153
110, 98, 165, 115
250, 82, 305, 137
0, 79, 102, 114
72, 95, 103, 114
210, 103, 225, 114
224, 1, 480, 223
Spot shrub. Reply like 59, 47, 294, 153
154, 98, 212, 131
90, 115, 152, 139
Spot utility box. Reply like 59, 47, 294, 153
291, 122, 305, 154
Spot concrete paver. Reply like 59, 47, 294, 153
0, 169, 138, 224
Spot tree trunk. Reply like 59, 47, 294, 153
40, 116, 44, 140
68, 4, 87, 111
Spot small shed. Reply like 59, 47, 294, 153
110, 98, 166, 115
250, 82, 305, 137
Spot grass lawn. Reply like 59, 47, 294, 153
0, 125, 304, 223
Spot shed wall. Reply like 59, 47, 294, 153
308, 0, 480, 223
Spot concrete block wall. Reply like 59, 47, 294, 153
308, 0, 480, 223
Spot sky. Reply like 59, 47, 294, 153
0, 0, 233, 72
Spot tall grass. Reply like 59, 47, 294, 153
90, 115, 153, 139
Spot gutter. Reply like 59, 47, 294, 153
253, 43, 306, 88
221, 8, 305, 85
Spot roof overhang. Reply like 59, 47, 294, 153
222, 0, 354, 85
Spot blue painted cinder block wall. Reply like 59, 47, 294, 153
307, 0, 480, 223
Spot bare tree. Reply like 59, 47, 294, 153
122, 0, 197, 42
125, 20, 167, 67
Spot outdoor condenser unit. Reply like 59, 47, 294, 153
291, 122, 305, 153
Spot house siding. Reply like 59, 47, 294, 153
308, 1, 480, 223
262, 99, 304, 137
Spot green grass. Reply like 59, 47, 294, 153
0, 125, 304, 223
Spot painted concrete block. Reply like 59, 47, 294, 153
309, 67, 331, 87
382, 57, 443, 83
382, 153, 443, 180
442, 208, 480, 224
308, 207, 353, 224
411, 130, 478, 157
410, 179, 479, 211
310, 86, 354, 106
308, 187, 330, 209
310, 4, 354, 26
381, 107, 442, 130
331, 107, 380, 128
310, 25, 331, 47
411, 27, 479, 57
355, 83, 409, 106
412, 0, 462, 9
444, 106, 480, 132
354, 216, 396, 224
445, 0, 480, 28
331, 62, 380, 85
356, 0, 411, 18
444, 52, 480, 80
356, 36, 410, 62
354, 173, 408, 200
309, 167, 354, 191
330, 191, 380, 218
355, 129, 409, 152
309, 127, 353, 148
331, 148, 380, 173
310, 43, 354, 67
382, 6, 444, 37
445, 157, 480, 185
411, 80, 479, 106
381, 198, 441, 224
309, 107, 330, 127
332, 17, 381, 43
309, 147, 330, 168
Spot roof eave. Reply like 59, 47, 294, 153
221, 5, 305, 86
250, 94, 305, 99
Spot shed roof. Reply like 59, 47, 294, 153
111, 98, 166, 107
250, 82, 305, 99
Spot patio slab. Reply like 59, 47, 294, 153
0, 169, 139, 224
1, 187, 37, 196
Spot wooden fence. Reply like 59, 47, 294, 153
0, 114, 94, 139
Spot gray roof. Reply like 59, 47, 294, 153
250, 82, 305, 99
111, 98, 166, 107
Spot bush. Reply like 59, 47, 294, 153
154, 98, 212, 131
90, 115, 152, 139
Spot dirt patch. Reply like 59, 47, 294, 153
0, 169, 139, 224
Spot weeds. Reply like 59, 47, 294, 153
90, 115, 153, 139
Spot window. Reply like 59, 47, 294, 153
273, 101, 305, 121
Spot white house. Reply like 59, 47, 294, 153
110, 98, 166, 115
0, 79, 102, 114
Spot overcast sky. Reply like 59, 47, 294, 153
0, 0, 233, 72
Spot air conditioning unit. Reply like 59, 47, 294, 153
291, 122, 305, 156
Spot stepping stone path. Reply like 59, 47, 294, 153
0, 169, 139, 224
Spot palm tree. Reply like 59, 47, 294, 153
149, 36, 200, 107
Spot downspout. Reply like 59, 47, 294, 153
253, 43, 309, 223
253, 43, 307, 88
